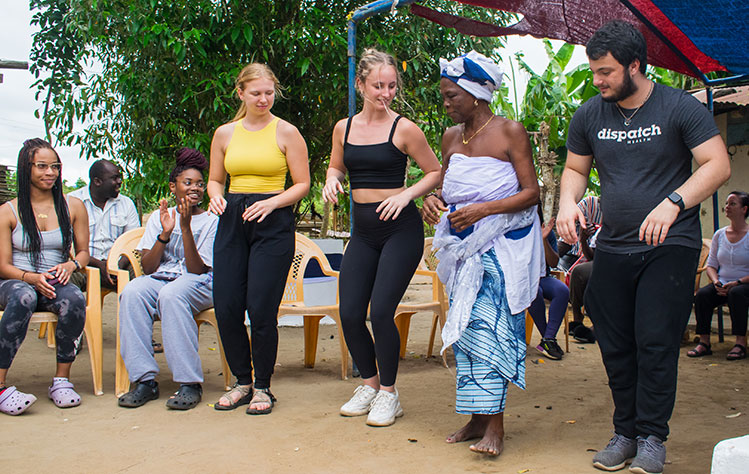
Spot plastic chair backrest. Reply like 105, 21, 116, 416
695, 238, 711, 292
281, 233, 338, 305
107, 227, 145, 277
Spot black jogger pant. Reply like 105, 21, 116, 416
213, 193, 295, 389
339, 201, 423, 387
694, 282, 749, 336
584, 245, 699, 441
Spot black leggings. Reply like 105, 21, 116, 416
339, 201, 423, 387
0, 279, 86, 368
213, 193, 295, 389
694, 282, 749, 336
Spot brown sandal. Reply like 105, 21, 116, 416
246, 388, 276, 415
214, 383, 252, 411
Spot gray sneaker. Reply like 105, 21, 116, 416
629, 435, 666, 474
592, 434, 637, 471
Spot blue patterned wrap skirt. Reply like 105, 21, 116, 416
453, 249, 526, 414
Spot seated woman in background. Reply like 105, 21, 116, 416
117, 148, 218, 410
527, 205, 569, 360
688, 191, 749, 360
0, 138, 89, 415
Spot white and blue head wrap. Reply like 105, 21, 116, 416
439, 51, 503, 102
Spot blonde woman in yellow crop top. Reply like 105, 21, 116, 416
207, 63, 309, 415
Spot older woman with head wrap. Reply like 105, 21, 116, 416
423, 51, 543, 456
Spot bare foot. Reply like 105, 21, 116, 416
446, 416, 487, 443
469, 434, 504, 456
468, 413, 504, 456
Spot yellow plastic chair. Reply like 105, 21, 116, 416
1, 265, 104, 395
277, 233, 347, 379
393, 237, 449, 367
110, 227, 231, 397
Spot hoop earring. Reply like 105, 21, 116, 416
474, 99, 479, 107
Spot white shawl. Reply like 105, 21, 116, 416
434, 154, 543, 353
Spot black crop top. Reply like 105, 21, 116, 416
343, 115, 408, 189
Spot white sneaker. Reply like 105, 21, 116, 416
340, 385, 378, 416
366, 389, 403, 426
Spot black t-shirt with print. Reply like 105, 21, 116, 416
566, 82, 720, 254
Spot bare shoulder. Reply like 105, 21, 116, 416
442, 124, 461, 146
67, 195, 85, 211
213, 121, 236, 142
498, 117, 529, 139
395, 116, 426, 138
0, 200, 17, 227
276, 118, 304, 140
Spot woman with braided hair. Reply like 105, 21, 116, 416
0, 138, 90, 415
117, 147, 218, 411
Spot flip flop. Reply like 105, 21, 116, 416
726, 344, 747, 361
246, 388, 276, 415
687, 341, 712, 358
0, 386, 37, 415
48, 379, 81, 408
214, 383, 253, 411
166, 384, 202, 410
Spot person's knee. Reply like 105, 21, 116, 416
12, 282, 38, 310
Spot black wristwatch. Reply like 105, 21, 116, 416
72, 259, 81, 271
667, 191, 685, 211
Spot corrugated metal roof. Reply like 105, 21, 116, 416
692, 85, 749, 107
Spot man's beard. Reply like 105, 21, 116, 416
602, 72, 637, 103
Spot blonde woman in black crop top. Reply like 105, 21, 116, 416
323, 49, 440, 427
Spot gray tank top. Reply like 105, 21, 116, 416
9, 202, 68, 273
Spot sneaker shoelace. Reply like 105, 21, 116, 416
369, 391, 394, 414
637, 437, 662, 459
607, 434, 632, 450
349, 386, 373, 404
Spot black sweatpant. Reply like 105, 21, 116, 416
213, 193, 295, 389
339, 201, 423, 387
694, 283, 749, 336
569, 261, 593, 322
585, 245, 699, 441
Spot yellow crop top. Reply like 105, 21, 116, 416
224, 117, 288, 193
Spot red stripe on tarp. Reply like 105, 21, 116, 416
626, 0, 726, 74
410, 3, 532, 38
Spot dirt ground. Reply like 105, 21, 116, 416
5, 276, 748, 473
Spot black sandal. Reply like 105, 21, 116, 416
246, 388, 276, 415
118, 381, 159, 408
687, 341, 712, 357
166, 384, 202, 410
726, 344, 747, 361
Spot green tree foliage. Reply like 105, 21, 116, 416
30, 0, 512, 215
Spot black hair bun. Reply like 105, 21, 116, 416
175, 147, 208, 171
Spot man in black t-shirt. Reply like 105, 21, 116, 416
557, 20, 730, 474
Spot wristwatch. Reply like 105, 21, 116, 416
667, 191, 685, 211
72, 259, 81, 271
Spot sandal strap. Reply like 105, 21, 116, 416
0, 386, 16, 404
220, 383, 252, 404
49, 380, 75, 393
251, 388, 276, 404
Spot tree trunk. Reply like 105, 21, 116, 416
535, 121, 559, 221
